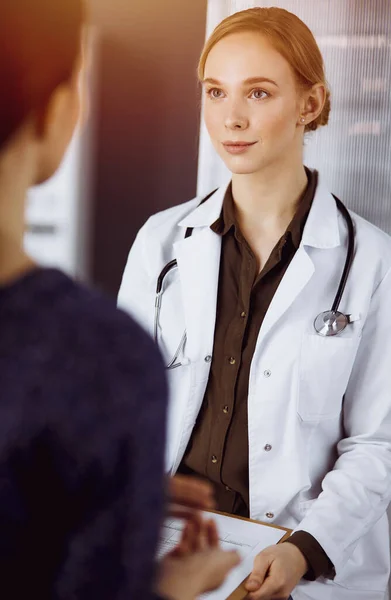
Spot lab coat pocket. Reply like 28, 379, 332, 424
298, 333, 361, 421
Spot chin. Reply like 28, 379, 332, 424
223, 159, 264, 176
228, 165, 259, 175
221, 152, 277, 176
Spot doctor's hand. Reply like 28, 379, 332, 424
245, 543, 308, 600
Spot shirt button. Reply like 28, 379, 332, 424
204, 355, 212, 362
225, 485, 231, 491
240, 311, 247, 318
264, 444, 272, 452
211, 455, 218, 464
263, 369, 271, 377
223, 405, 229, 414
229, 357, 236, 365
265, 512, 274, 519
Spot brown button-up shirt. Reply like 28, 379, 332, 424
179, 168, 332, 580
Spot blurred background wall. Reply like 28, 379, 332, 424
25, 0, 207, 296
89, 0, 208, 296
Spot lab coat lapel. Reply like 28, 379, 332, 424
172, 184, 228, 359
258, 178, 341, 342
259, 247, 314, 341
173, 228, 221, 359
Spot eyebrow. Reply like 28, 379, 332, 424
202, 76, 279, 87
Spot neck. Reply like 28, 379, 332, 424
0, 137, 37, 286
231, 156, 308, 236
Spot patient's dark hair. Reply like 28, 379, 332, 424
0, 0, 86, 151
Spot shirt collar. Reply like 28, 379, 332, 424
178, 170, 341, 251
210, 182, 236, 236
210, 167, 318, 250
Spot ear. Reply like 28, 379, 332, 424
32, 64, 82, 184
34, 65, 81, 144
299, 83, 326, 126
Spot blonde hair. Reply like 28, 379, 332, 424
198, 7, 330, 132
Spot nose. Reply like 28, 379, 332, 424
225, 115, 249, 130
224, 102, 249, 130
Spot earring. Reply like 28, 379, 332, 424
300, 117, 305, 123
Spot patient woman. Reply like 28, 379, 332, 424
0, 1, 239, 598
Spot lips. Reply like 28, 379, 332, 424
222, 141, 257, 154
223, 141, 256, 146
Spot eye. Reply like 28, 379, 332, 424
206, 88, 224, 99
251, 89, 269, 100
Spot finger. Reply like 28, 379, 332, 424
206, 519, 219, 548
247, 562, 287, 600
169, 475, 216, 509
197, 518, 211, 552
173, 520, 193, 556
247, 577, 285, 600
182, 518, 203, 554
167, 504, 202, 523
187, 519, 202, 553
245, 552, 271, 592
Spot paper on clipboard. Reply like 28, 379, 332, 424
158, 511, 290, 600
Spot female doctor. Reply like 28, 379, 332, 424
118, 7, 391, 600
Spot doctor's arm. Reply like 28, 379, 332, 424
246, 268, 391, 599
291, 267, 391, 575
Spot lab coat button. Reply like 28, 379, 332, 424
204, 355, 212, 362
265, 512, 274, 519
263, 369, 271, 377
264, 444, 272, 452
211, 455, 218, 464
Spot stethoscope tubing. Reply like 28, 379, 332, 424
153, 191, 354, 368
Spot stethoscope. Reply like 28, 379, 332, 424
154, 189, 355, 370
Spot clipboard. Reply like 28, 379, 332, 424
204, 510, 292, 600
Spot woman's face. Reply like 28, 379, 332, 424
202, 31, 305, 176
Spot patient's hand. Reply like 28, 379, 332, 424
157, 519, 240, 600
167, 474, 215, 521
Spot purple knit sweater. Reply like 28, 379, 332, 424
0, 268, 168, 599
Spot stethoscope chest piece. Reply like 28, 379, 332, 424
314, 310, 350, 337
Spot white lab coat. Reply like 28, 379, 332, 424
118, 175, 391, 600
